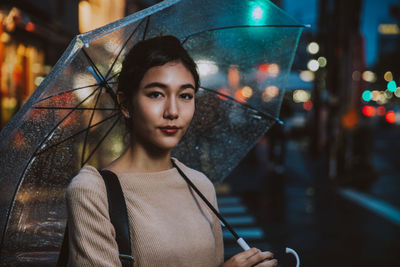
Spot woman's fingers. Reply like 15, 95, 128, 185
222, 248, 277, 267
247, 251, 275, 266
254, 259, 278, 267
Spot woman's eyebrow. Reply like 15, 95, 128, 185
143, 82, 195, 90
143, 82, 167, 89
180, 84, 195, 90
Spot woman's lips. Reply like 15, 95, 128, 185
159, 126, 179, 134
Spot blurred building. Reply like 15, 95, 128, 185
0, 0, 159, 129
0, 0, 79, 128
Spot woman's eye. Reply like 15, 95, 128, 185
148, 92, 163, 98
180, 93, 194, 100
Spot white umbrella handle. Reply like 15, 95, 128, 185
237, 238, 300, 267
237, 237, 251, 250
285, 247, 300, 267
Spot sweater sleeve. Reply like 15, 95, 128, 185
66, 171, 122, 267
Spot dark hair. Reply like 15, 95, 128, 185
117, 35, 199, 131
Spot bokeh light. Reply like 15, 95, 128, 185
300, 70, 315, 82
317, 56, 327, 67
262, 86, 279, 102
385, 110, 396, 124
384, 71, 393, 82
307, 42, 319, 54
303, 100, 313, 111
362, 90, 372, 102
387, 80, 397, 92
293, 89, 311, 103
362, 105, 375, 117
352, 71, 361, 81
395, 87, 400, 98
196, 60, 219, 77
268, 63, 280, 77
307, 59, 319, 72
362, 71, 377, 82
377, 106, 386, 117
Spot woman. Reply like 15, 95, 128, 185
66, 35, 277, 267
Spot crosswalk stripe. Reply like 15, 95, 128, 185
223, 228, 264, 239
224, 216, 255, 225
219, 206, 247, 214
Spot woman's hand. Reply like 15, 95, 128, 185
222, 248, 278, 267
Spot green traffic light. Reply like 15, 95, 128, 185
387, 80, 397, 92
248, 1, 267, 25
362, 90, 372, 102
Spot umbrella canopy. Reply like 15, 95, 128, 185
0, 0, 303, 265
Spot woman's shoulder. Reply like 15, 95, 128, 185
67, 165, 104, 193
173, 158, 215, 191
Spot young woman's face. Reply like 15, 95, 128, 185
130, 61, 196, 151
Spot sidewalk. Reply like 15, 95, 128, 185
218, 138, 400, 267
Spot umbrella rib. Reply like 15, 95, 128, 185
33, 107, 119, 111
34, 83, 102, 105
200, 86, 283, 124
34, 113, 120, 157
142, 15, 151, 41
105, 18, 147, 80
181, 24, 305, 44
82, 49, 117, 104
81, 86, 104, 166
82, 115, 122, 166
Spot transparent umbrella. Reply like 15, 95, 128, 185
0, 0, 303, 265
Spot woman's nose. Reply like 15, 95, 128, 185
163, 97, 179, 120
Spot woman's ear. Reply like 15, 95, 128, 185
117, 91, 131, 118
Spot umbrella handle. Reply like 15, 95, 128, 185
237, 237, 251, 250
285, 247, 300, 267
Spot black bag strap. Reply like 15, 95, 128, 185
57, 170, 134, 267
99, 170, 134, 266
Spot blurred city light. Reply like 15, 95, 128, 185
307, 59, 319, 72
352, 71, 361, 81
384, 90, 393, 99
317, 56, 327, 67
268, 63, 280, 77
293, 89, 311, 103
362, 90, 372, 102
342, 110, 358, 129
385, 110, 396, 124
34, 76, 44, 87
378, 24, 400, 35
384, 71, 393, 82
362, 71, 377, 82
307, 42, 319, 54
217, 88, 230, 101
235, 86, 253, 102
300, 70, 315, 82
25, 22, 35, 32
0, 32, 11, 43
395, 87, 400, 98
387, 80, 397, 92
228, 66, 240, 89
362, 105, 375, 117
248, 2, 266, 25
252, 6, 264, 20
377, 106, 386, 117
303, 100, 313, 111
241, 86, 253, 98
196, 60, 219, 77
262, 85, 279, 102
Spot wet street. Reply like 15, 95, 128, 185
219, 125, 400, 267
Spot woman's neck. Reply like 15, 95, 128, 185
106, 142, 173, 174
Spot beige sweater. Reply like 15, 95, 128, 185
66, 159, 224, 267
